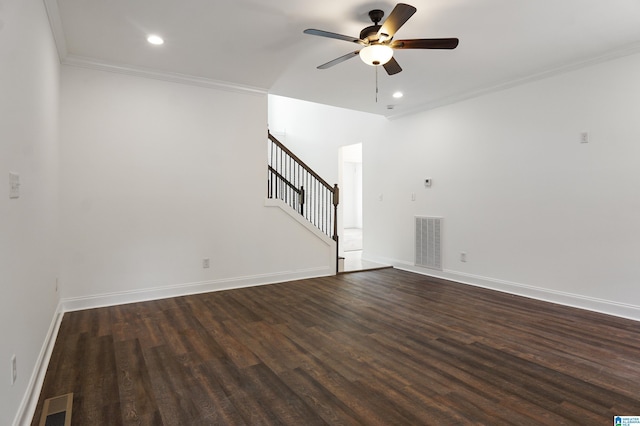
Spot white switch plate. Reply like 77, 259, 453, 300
9, 173, 19, 199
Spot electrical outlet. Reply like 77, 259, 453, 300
55, 278, 58, 293
460, 252, 467, 263
11, 355, 16, 385
202, 258, 210, 269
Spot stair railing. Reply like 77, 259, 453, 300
267, 132, 339, 273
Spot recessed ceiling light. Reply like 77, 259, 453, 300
392, 91, 404, 99
147, 35, 164, 45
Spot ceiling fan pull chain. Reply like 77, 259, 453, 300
375, 65, 379, 103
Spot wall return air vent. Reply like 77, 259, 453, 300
415, 216, 442, 271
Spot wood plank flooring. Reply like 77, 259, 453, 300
32, 269, 640, 425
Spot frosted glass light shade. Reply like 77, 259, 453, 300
147, 35, 164, 45
359, 45, 393, 66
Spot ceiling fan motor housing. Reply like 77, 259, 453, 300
360, 25, 382, 43
361, 9, 386, 43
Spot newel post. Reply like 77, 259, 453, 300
332, 184, 339, 241
333, 183, 339, 275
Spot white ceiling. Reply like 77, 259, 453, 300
45, 0, 640, 118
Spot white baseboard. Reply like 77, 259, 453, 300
364, 254, 640, 322
15, 266, 333, 425
13, 302, 64, 426
61, 267, 333, 312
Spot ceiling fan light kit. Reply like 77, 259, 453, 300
304, 3, 459, 76
146, 34, 164, 45
359, 44, 393, 66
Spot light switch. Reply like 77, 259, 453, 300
9, 173, 19, 199
580, 132, 589, 144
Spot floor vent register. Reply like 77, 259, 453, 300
38, 393, 73, 426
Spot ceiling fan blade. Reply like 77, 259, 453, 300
317, 51, 360, 69
391, 38, 459, 50
304, 29, 365, 45
383, 57, 402, 75
378, 3, 417, 39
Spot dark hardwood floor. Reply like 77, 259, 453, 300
32, 269, 640, 425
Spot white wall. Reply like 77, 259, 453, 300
365, 52, 640, 319
0, 0, 60, 424
58, 66, 333, 306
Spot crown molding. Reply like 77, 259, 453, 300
62, 55, 268, 96
42, 0, 267, 96
386, 41, 640, 120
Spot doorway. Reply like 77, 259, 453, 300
341, 144, 362, 252
338, 144, 389, 273
339, 143, 366, 272
340, 143, 362, 251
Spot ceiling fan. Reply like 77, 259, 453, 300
304, 3, 458, 75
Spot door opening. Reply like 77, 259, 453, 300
339, 143, 362, 271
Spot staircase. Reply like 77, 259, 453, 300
267, 132, 340, 273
